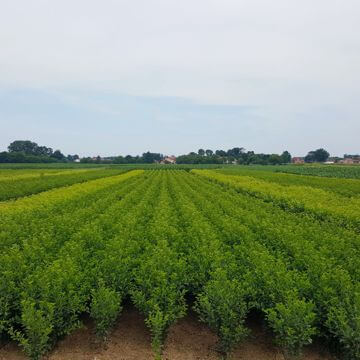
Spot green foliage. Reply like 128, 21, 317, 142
326, 287, 360, 360
131, 240, 187, 356
305, 148, 329, 163
9, 300, 54, 360
0, 168, 359, 360
0, 168, 128, 201
90, 281, 122, 340
266, 295, 316, 357
195, 269, 249, 354
193, 169, 360, 231
145, 308, 171, 357
186, 169, 360, 358
272, 164, 360, 179
217, 167, 360, 197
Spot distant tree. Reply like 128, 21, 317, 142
66, 154, 79, 162
35, 146, 53, 156
281, 151, 292, 164
305, 148, 329, 163
7, 140, 59, 161
51, 150, 66, 161
198, 149, 205, 156
215, 150, 227, 157
344, 154, 359, 159
113, 155, 126, 164
305, 151, 315, 163
205, 149, 213, 157
269, 154, 282, 165
314, 148, 329, 162
0, 151, 58, 163
142, 152, 163, 163
0, 152, 8, 162
227, 147, 245, 158
176, 154, 222, 164
234, 147, 245, 157
125, 155, 134, 163
80, 157, 92, 163
8, 140, 38, 155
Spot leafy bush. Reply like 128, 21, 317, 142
90, 281, 122, 340
9, 300, 54, 360
195, 269, 249, 354
266, 294, 316, 357
326, 289, 360, 360
131, 241, 187, 357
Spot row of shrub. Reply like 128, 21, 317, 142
193, 170, 360, 232
0, 168, 130, 201
216, 167, 360, 197
1, 169, 359, 359
188, 170, 360, 358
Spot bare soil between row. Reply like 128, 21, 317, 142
0, 306, 336, 360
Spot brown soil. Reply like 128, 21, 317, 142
0, 306, 336, 360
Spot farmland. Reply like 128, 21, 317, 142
233, 164, 360, 179
0, 165, 359, 360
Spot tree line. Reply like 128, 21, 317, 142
0, 140, 333, 165
0, 141, 79, 163
177, 148, 291, 165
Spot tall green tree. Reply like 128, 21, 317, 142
51, 150, 65, 161
313, 148, 329, 162
215, 150, 227, 157
281, 151, 292, 164
305, 148, 329, 163
142, 152, 163, 163
8, 140, 38, 155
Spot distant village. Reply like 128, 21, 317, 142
292, 155, 360, 165
1, 141, 359, 165
88, 154, 360, 165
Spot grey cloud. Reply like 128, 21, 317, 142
0, 0, 359, 154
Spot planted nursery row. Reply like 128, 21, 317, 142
0, 169, 358, 359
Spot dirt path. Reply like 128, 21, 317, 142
0, 307, 335, 360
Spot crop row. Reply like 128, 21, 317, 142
0, 168, 129, 201
216, 167, 360, 197
1, 170, 359, 359
237, 164, 360, 179
276, 164, 360, 179
0, 168, 77, 180
193, 170, 360, 232
0, 170, 148, 358
182, 171, 359, 358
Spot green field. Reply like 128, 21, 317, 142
232, 164, 360, 179
0, 166, 359, 360
0, 162, 225, 170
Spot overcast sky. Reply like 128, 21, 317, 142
0, 0, 359, 156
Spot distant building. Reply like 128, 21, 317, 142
343, 158, 354, 165
292, 157, 305, 164
340, 156, 360, 165
160, 156, 176, 164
